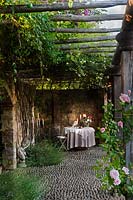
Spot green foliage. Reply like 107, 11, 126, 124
0, 170, 43, 200
95, 91, 133, 197
119, 102, 133, 143
51, 7, 111, 88
17, 13, 60, 64
0, 95, 4, 101
59, 53, 111, 88
0, 13, 61, 69
0, 0, 112, 89
26, 140, 64, 166
0, 1, 62, 78
0, 0, 41, 6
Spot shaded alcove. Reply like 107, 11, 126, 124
35, 88, 105, 141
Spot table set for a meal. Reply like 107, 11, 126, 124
64, 126, 96, 150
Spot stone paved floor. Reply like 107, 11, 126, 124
27, 146, 125, 200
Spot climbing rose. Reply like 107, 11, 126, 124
110, 169, 119, 179
122, 167, 129, 175
118, 121, 123, 128
84, 9, 90, 16
100, 127, 105, 133
114, 178, 121, 186
119, 93, 130, 103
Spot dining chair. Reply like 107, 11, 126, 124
56, 135, 67, 151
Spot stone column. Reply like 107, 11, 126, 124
2, 105, 17, 170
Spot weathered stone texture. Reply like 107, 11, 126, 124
36, 89, 104, 139
1, 106, 17, 169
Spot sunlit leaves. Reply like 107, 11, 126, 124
68, 0, 73, 8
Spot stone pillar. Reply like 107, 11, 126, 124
2, 105, 17, 169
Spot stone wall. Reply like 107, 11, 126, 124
36, 89, 104, 138
0, 88, 104, 169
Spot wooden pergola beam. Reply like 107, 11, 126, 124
106, 53, 115, 57
51, 27, 121, 33
60, 42, 117, 50
52, 14, 124, 22
64, 48, 116, 53
55, 35, 116, 44
0, 1, 127, 14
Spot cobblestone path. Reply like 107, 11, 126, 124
27, 146, 125, 200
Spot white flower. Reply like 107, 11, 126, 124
114, 178, 121, 186
110, 169, 119, 179
122, 167, 129, 175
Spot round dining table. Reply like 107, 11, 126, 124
64, 127, 96, 150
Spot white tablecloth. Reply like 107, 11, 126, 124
64, 127, 96, 150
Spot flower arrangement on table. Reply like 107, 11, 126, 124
95, 90, 133, 198
78, 114, 93, 127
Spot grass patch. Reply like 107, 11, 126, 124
0, 169, 44, 200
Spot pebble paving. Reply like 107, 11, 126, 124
26, 146, 125, 200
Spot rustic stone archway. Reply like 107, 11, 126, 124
0, 81, 36, 170
0, 88, 16, 170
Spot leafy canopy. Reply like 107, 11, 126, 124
0, 0, 112, 89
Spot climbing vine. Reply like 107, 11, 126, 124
0, 0, 112, 89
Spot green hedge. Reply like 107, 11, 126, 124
26, 140, 64, 167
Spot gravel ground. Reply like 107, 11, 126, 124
25, 146, 125, 200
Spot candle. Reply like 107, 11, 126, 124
83, 114, 86, 118
42, 119, 44, 127
80, 114, 82, 120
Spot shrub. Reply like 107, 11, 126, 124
0, 170, 43, 200
26, 140, 64, 167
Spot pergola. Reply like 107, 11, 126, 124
0, 0, 127, 88
0, 1, 126, 57
0, 1, 132, 185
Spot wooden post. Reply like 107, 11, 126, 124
113, 2, 133, 198
112, 65, 122, 120
115, 35, 133, 200
121, 51, 133, 169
